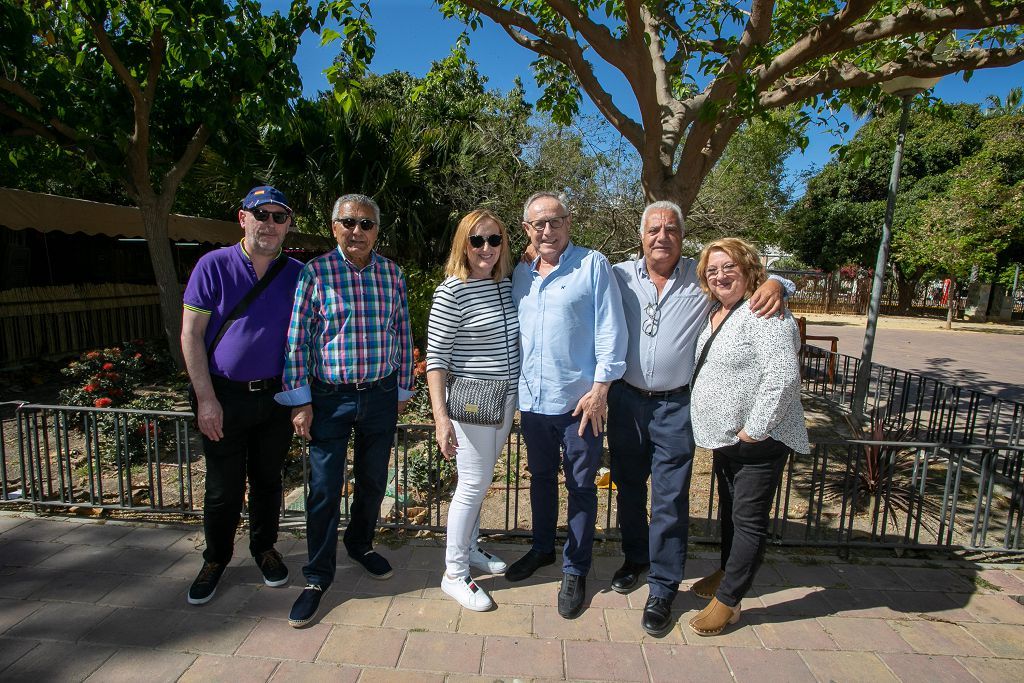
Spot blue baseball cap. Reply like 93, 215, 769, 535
242, 185, 292, 212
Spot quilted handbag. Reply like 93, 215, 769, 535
446, 375, 511, 426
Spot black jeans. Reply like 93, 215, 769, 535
201, 385, 293, 564
713, 438, 790, 607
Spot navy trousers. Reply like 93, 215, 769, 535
303, 374, 398, 587
713, 438, 790, 607
520, 410, 604, 576
607, 382, 695, 600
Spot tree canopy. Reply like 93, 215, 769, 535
436, 1, 1023, 212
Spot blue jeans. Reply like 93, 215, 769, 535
607, 382, 695, 600
303, 374, 398, 587
520, 410, 603, 576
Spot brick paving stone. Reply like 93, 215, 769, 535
316, 624, 406, 667
83, 647, 196, 683
111, 547, 183, 575
99, 574, 191, 610
751, 585, 832, 617
968, 569, 1024, 594
591, 553, 627, 581
644, 643, 733, 683
319, 591, 393, 627
877, 652, 977, 682
164, 612, 259, 655
192, 581, 262, 616
404, 543, 445, 570
5, 601, 114, 641
268, 660, 360, 682
0, 640, 114, 681
236, 617, 331, 661
749, 615, 839, 650
486, 576, 559, 607
0, 565, 58, 598
750, 562, 786, 586
353, 568, 432, 597
955, 656, 1024, 683
682, 556, 720, 582
889, 567, 975, 593
771, 562, 845, 588
36, 543, 118, 572
398, 630, 484, 674
2, 518, 75, 542
53, 522, 133, 546
820, 589, 904, 619
720, 646, 816, 683
177, 654, 278, 683
480, 635, 564, 679
109, 526, 191, 551
603, 608, 684, 644
235, 583, 305, 619
962, 593, 1024, 624
887, 619, 992, 657
533, 603, 608, 641
359, 668, 446, 683
680, 616, 763, 648
832, 564, 905, 590
0, 539, 65, 567
0, 636, 38, 671
885, 590, 975, 622
564, 640, 647, 682
0, 515, 28, 534
959, 621, 1024, 658
458, 602, 533, 637
30, 568, 123, 604
81, 606, 188, 648
161, 552, 205, 580
798, 650, 899, 683
816, 616, 913, 653
0, 597, 44, 634
586, 583, 632, 609
383, 596, 460, 632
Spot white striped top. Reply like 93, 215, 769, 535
426, 276, 521, 382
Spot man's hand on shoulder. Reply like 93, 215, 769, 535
749, 278, 786, 318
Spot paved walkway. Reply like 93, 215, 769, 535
2, 513, 1024, 682
802, 314, 1024, 403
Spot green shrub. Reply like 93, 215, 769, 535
59, 339, 177, 408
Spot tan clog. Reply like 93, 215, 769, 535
691, 569, 725, 599
688, 597, 741, 636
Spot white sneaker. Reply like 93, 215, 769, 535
469, 546, 507, 574
441, 574, 493, 611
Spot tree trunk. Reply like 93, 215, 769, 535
945, 275, 956, 330
138, 198, 185, 368
895, 277, 916, 315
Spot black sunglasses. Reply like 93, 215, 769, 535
334, 217, 378, 231
469, 234, 503, 248
247, 208, 290, 225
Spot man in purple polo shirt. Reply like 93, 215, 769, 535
181, 185, 304, 606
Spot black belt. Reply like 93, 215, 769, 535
618, 380, 688, 400
211, 375, 281, 393
312, 373, 393, 393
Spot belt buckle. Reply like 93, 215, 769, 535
247, 380, 263, 392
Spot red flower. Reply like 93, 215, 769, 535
134, 353, 143, 360
102, 362, 114, 370
84, 384, 97, 393
85, 351, 100, 360
94, 398, 113, 408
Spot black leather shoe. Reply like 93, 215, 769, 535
505, 549, 556, 582
641, 595, 674, 636
557, 573, 586, 619
610, 560, 649, 594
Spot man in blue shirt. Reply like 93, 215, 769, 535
507, 191, 626, 619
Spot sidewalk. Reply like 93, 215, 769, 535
2, 513, 1024, 682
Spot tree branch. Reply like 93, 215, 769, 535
760, 46, 1024, 109
0, 77, 80, 141
143, 27, 166, 105
162, 123, 212, 199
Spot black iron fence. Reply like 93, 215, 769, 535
3, 401, 1022, 553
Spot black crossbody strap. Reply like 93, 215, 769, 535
206, 256, 289, 359
691, 298, 745, 385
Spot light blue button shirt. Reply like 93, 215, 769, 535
613, 256, 797, 392
512, 242, 627, 415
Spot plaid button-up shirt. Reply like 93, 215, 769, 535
278, 247, 414, 404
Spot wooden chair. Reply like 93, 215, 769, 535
796, 316, 839, 383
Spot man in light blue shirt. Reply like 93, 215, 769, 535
608, 200, 791, 636
506, 191, 626, 620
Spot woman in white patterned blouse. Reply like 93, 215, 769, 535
426, 209, 520, 613
687, 237, 810, 637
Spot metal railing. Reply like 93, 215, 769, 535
3, 401, 1022, 553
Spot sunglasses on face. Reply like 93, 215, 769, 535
247, 208, 290, 225
333, 217, 378, 231
468, 234, 503, 248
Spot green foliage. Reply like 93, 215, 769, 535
405, 445, 457, 502
59, 340, 178, 408
402, 265, 445, 349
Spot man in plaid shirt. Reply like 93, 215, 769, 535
275, 193, 415, 628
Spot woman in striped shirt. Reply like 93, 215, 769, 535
426, 209, 521, 612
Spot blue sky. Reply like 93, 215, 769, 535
269, 1, 1024, 187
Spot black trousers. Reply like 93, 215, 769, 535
200, 386, 293, 564
713, 438, 790, 607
